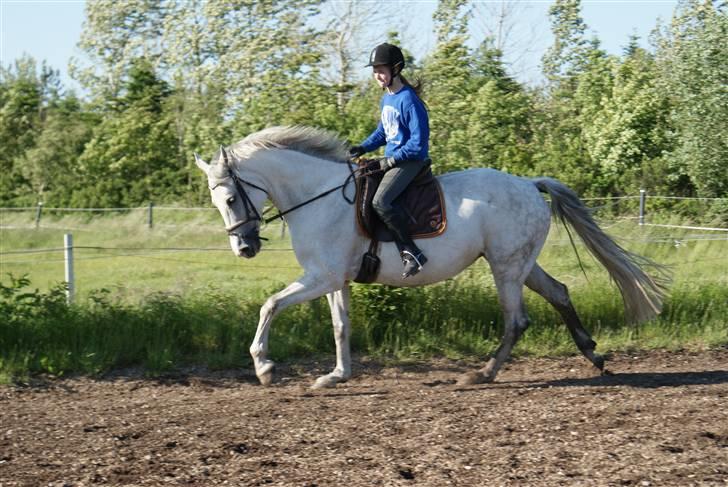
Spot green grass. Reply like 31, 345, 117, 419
0, 208, 301, 298
1, 209, 726, 380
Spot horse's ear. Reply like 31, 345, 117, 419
219, 145, 229, 167
194, 153, 210, 175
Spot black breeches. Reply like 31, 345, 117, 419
371, 159, 428, 249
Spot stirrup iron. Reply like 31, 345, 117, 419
401, 250, 427, 278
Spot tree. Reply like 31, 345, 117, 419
467, 80, 532, 173
653, 0, 728, 197
71, 0, 167, 103
471, 0, 544, 80
317, 1, 396, 112
533, 0, 609, 194
19, 95, 95, 205
582, 45, 671, 195
424, 0, 474, 172
467, 39, 533, 174
203, 0, 323, 135
542, 0, 590, 86
0, 57, 77, 204
75, 59, 179, 207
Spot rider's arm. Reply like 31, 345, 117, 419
360, 121, 386, 153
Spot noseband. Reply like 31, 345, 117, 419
223, 171, 266, 237
215, 150, 267, 241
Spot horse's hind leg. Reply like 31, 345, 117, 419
525, 264, 605, 372
458, 279, 530, 385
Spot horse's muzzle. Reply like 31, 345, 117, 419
230, 234, 262, 258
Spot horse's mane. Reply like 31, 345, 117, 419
230, 125, 349, 163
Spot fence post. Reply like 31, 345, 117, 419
35, 202, 43, 228
64, 233, 75, 304
148, 202, 154, 229
639, 189, 646, 226
281, 220, 287, 239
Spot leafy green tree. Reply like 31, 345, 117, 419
424, 0, 475, 172
72, 0, 167, 103
74, 59, 179, 207
0, 57, 78, 205
653, 0, 728, 197
467, 40, 533, 174
204, 0, 323, 135
19, 95, 96, 206
542, 0, 590, 85
467, 80, 532, 174
534, 0, 617, 195
0, 58, 40, 203
583, 45, 671, 194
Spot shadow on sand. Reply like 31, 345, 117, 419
540, 369, 728, 389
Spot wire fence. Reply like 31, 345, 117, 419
2, 192, 726, 303
2, 232, 725, 303
2, 192, 726, 228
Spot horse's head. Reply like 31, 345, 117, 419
195, 147, 267, 258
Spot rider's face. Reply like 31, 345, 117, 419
372, 65, 392, 88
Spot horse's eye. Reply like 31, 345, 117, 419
227, 196, 236, 205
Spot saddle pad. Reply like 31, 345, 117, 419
355, 159, 447, 242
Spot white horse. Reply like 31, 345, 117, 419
194, 125, 667, 388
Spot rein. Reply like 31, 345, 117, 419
261, 162, 359, 224
228, 157, 369, 226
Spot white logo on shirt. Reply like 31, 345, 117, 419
382, 105, 400, 143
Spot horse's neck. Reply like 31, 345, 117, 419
251, 150, 349, 216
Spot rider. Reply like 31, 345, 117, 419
349, 42, 430, 278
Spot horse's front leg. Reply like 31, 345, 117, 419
250, 275, 337, 386
312, 285, 352, 389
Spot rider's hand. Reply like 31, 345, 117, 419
379, 156, 396, 172
348, 145, 366, 158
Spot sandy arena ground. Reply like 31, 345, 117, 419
1, 348, 727, 486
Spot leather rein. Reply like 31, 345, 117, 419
219, 154, 366, 237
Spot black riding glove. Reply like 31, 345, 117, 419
349, 145, 366, 158
379, 156, 396, 172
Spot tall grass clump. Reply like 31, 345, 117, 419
1, 270, 725, 381
0, 275, 344, 380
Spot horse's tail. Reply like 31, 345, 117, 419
532, 177, 670, 323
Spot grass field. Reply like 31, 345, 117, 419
1, 206, 726, 380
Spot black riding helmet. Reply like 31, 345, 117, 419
366, 43, 405, 76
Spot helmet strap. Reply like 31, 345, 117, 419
385, 63, 403, 88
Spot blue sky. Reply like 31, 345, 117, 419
1, 0, 678, 93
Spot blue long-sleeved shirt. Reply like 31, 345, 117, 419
360, 85, 429, 162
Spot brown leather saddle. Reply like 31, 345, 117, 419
355, 159, 447, 242
353, 159, 447, 284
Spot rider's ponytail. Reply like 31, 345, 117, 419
399, 74, 425, 101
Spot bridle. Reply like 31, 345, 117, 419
220, 171, 266, 238
214, 149, 363, 241
211, 148, 268, 242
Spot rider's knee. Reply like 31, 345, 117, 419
371, 194, 391, 217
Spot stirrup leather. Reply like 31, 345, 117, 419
401, 250, 427, 278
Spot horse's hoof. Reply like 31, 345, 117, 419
311, 375, 339, 390
592, 353, 605, 371
258, 371, 274, 386
256, 361, 275, 386
457, 370, 493, 386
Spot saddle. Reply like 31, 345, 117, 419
353, 159, 447, 283
355, 159, 447, 242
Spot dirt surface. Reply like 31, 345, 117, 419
1, 349, 727, 486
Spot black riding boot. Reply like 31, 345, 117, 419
379, 208, 428, 278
